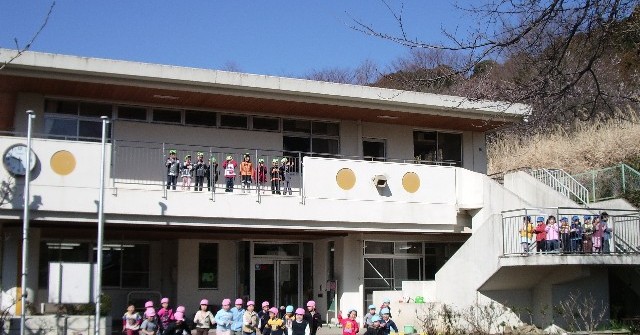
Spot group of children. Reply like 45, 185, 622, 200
519, 211, 613, 254
166, 152, 293, 195
339, 298, 397, 335
122, 298, 323, 335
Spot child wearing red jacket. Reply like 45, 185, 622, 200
337, 309, 359, 335
223, 155, 238, 192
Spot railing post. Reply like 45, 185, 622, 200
621, 164, 627, 194
256, 149, 260, 204
162, 142, 167, 199
591, 170, 596, 203
299, 152, 304, 205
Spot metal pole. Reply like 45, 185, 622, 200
20, 110, 35, 335
621, 164, 627, 194
94, 116, 109, 335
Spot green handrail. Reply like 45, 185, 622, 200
572, 163, 640, 203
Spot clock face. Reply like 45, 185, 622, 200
3, 144, 37, 176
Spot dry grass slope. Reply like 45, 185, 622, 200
488, 109, 640, 175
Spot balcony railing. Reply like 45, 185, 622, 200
501, 207, 640, 256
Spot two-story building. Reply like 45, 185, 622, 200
1, 49, 638, 331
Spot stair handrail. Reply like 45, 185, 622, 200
529, 168, 590, 205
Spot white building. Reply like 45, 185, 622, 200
0, 49, 638, 331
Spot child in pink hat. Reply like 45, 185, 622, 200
258, 301, 270, 334
140, 309, 158, 335
163, 312, 189, 335
215, 299, 233, 335
230, 298, 245, 335
157, 297, 174, 332
304, 300, 322, 335
242, 301, 259, 335
266, 307, 285, 335
290, 308, 310, 335
193, 299, 214, 335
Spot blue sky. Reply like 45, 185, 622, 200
1, 1, 473, 78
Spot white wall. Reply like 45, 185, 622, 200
361, 122, 413, 160
335, 234, 364, 323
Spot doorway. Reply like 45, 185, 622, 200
250, 243, 302, 308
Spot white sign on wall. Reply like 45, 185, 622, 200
48, 262, 96, 304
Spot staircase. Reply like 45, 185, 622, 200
529, 168, 590, 205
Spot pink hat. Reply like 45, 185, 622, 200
200, 299, 209, 305
268, 307, 278, 314
222, 299, 231, 306
235, 298, 243, 305
176, 306, 185, 313
144, 301, 154, 308
161, 298, 169, 304
174, 312, 184, 321
262, 301, 270, 308
306, 300, 316, 307
146, 308, 156, 317
295, 308, 305, 315
247, 301, 255, 306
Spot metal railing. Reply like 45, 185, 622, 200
501, 207, 640, 256
529, 168, 590, 205
572, 163, 640, 203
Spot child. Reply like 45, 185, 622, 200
337, 309, 359, 335
379, 308, 397, 335
231, 298, 246, 335
181, 155, 193, 190
223, 155, 237, 192
122, 304, 142, 335
163, 312, 190, 335
519, 216, 534, 254
165, 150, 180, 190
363, 315, 383, 335
303, 300, 321, 335
194, 152, 206, 191
279, 158, 292, 195
140, 309, 159, 335
283, 306, 294, 330
592, 216, 603, 253
194, 299, 215, 335
243, 301, 259, 335
215, 299, 234, 335
205, 157, 219, 192
240, 153, 254, 193
570, 216, 583, 253
258, 301, 271, 335
270, 159, 281, 195
534, 216, 547, 253
157, 297, 174, 334
583, 215, 594, 253
601, 211, 612, 254
257, 159, 268, 194
288, 308, 309, 335
266, 307, 286, 335
379, 299, 391, 317
363, 304, 376, 328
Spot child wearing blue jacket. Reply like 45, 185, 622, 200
216, 299, 234, 335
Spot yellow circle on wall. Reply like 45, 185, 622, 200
50, 150, 76, 176
402, 172, 420, 193
336, 168, 356, 190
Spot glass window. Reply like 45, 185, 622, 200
96, 243, 150, 288
438, 132, 462, 165
394, 242, 423, 254
199, 243, 219, 289
393, 258, 421, 289
312, 121, 339, 136
220, 114, 248, 129
283, 119, 311, 134
312, 138, 339, 155
414, 131, 462, 166
118, 106, 147, 121
44, 117, 77, 139
80, 102, 112, 118
252, 117, 280, 131
153, 109, 182, 123
364, 258, 392, 278
413, 131, 438, 162
253, 243, 300, 256
185, 110, 217, 127
283, 136, 311, 154
364, 241, 394, 255
79, 120, 106, 139
38, 241, 91, 288
45, 100, 78, 115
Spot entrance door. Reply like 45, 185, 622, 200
252, 260, 301, 308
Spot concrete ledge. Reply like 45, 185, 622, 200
4, 315, 111, 335
499, 254, 640, 267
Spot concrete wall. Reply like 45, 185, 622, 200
335, 234, 364, 323
361, 122, 414, 160
4, 315, 111, 335
503, 172, 582, 208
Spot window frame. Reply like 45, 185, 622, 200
198, 242, 219, 289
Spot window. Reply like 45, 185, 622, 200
44, 99, 113, 141
118, 106, 147, 121
283, 119, 311, 133
253, 243, 300, 256
311, 138, 339, 155
363, 139, 386, 160
413, 131, 462, 166
39, 241, 91, 288
283, 119, 340, 156
80, 102, 112, 118
312, 121, 339, 136
220, 114, 248, 129
185, 110, 217, 127
199, 243, 219, 289
252, 117, 280, 131
153, 109, 182, 123
97, 243, 150, 288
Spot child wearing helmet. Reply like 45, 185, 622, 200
303, 301, 321, 335
289, 308, 310, 335
223, 155, 238, 192
379, 308, 397, 335
570, 216, 583, 253
379, 299, 391, 317
279, 157, 292, 195
180, 155, 193, 190
240, 153, 255, 193
270, 159, 281, 195
194, 299, 215, 335
519, 216, 534, 254
215, 299, 234, 335
266, 307, 286, 335
283, 305, 295, 330
337, 309, 359, 335
193, 152, 207, 191
165, 150, 180, 190
363, 315, 383, 335
363, 304, 376, 328
257, 159, 268, 194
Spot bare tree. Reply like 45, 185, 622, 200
556, 291, 608, 332
304, 59, 382, 85
349, 0, 640, 129
0, 1, 56, 71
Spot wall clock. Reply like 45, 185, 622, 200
3, 144, 37, 176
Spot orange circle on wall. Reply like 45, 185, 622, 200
402, 172, 420, 193
50, 150, 76, 176
336, 168, 356, 190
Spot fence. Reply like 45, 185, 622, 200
501, 207, 640, 256
572, 163, 640, 203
